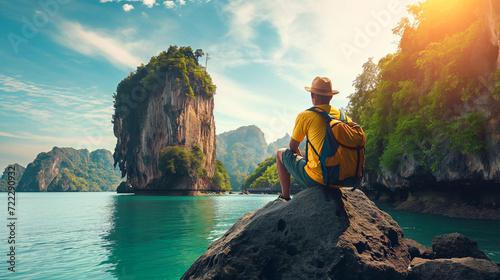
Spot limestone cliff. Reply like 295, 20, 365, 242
357, 0, 500, 220
112, 46, 217, 193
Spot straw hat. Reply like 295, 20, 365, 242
305, 77, 339, 96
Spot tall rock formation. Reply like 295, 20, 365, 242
353, 0, 500, 220
112, 46, 217, 193
17, 147, 121, 192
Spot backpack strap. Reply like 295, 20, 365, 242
307, 106, 335, 121
308, 106, 348, 123
339, 110, 347, 123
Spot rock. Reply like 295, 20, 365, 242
408, 257, 500, 280
116, 181, 134, 193
405, 238, 433, 259
112, 47, 216, 192
182, 186, 410, 280
432, 233, 490, 260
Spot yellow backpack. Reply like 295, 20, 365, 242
306, 107, 366, 188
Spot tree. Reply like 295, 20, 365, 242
195, 49, 204, 62
347, 57, 378, 124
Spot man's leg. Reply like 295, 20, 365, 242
276, 148, 291, 199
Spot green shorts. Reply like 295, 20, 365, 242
281, 149, 320, 188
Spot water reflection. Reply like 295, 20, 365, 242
101, 195, 216, 280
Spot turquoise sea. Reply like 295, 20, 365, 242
1, 192, 499, 279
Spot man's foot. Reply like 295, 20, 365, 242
277, 194, 291, 202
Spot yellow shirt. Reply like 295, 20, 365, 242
291, 104, 352, 185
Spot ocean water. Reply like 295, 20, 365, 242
0, 192, 499, 280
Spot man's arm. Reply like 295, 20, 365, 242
289, 138, 302, 156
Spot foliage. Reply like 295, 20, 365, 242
348, 0, 492, 173
195, 49, 204, 61
241, 157, 276, 190
211, 160, 232, 191
159, 145, 205, 178
241, 156, 303, 193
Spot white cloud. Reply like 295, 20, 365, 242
123, 4, 135, 12
143, 0, 156, 8
101, 0, 202, 9
142, 11, 149, 17
164, 1, 176, 9
0, 132, 27, 139
54, 20, 142, 70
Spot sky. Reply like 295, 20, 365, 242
0, 0, 419, 168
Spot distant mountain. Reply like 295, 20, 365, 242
17, 147, 121, 192
216, 125, 268, 189
267, 134, 291, 155
0, 164, 26, 192
216, 126, 307, 190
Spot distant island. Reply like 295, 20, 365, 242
1, 147, 121, 192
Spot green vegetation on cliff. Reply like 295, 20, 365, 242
159, 145, 231, 191
211, 160, 232, 191
159, 145, 205, 178
241, 156, 304, 193
347, 0, 500, 173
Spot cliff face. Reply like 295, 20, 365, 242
17, 147, 121, 192
113, 47, 216, 192
357, 0, 500, 219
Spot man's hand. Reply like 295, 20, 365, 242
289, 138, 302, 156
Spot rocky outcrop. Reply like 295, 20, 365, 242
113, 48, 216, 193
405, 238, 433, 259
405, 233, 500, 280
408, 257, 500, 280
432, 233, 490, 260
182, 187, 411, 279
17, 147, 121, 191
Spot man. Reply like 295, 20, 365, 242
276, 76, 351, 201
